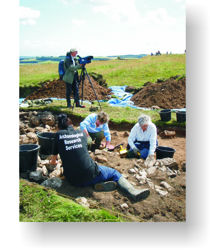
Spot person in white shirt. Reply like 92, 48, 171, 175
127, 114, 158, 167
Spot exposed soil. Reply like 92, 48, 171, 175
55, 127, 186, 222
24, 77, 113, 102
131, 77, 186, 109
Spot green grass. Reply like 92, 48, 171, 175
19, 54, 185, 88
19, 179, 127, 222
20, 100, 186, 128
87, 54, 186, 87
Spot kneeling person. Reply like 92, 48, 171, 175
50, 114, 150, 202
127, 114, 158, 167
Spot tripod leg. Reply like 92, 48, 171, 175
84, 67, 102, 110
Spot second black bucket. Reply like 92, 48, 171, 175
176, 111, 186, 123
156, 146, 176, 159
37, 132, 55, 155
19, 144, 40, 173
159, 109, 172, 122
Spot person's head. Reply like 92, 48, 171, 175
138, 114, 151, 132
96, 111, 109, 125
70, 48, 78, 57
57, 114, 72, 129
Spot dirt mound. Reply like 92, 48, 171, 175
131, 77, 186, 109
24, 76, 113, 102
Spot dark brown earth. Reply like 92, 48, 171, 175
131, 77, 186, 109
24, 76, 113, 102
24, 76, 186, 110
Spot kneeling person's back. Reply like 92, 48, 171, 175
52, 125, 100, 186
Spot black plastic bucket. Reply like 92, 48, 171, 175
176, 111, 186, 123
159, 109, 171, 122
156, 146, 176, 159
19, 144, 40, 173
37, 132, 55, 155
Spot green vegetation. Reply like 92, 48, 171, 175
20, 100, 186, 128
19, 179, 127, 222
19, 53, 186, 127
19, 54, 185, 88
87, 54, 185, 88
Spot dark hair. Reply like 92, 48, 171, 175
58, 114, 68, 129
66, 52, 70, 57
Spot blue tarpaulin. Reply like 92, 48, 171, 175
107, 86, 149, 109
19, 86, 186, 111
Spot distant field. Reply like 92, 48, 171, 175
19, 54, 185, 88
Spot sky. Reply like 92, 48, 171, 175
19, 0, 186, 57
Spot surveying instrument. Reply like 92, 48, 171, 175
72, 55, 102, 111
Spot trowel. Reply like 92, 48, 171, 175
119, 145, 127, 157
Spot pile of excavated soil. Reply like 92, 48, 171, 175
24, 76, 113, 102
131, 77, 186, 109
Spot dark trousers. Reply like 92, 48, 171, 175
65, 75, 80, 105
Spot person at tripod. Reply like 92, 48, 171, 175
80, 111, 111, 151
63, 48, 85, 108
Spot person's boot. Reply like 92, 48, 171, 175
94, 181, 117, 191
76, 102, 85, 108
67, 99, 72, 108
117, 176, 150, 202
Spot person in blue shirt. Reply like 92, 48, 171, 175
80, 111, 111, 151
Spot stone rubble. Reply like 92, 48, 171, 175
19, 111, 58, 145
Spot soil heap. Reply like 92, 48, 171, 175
24, 75, 186, 109
131, 77, 186, 109
24, 76, 113, 102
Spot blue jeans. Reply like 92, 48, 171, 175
128, 139, 158, 159
79, 165, 122, 187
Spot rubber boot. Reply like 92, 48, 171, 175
117, 176, 150, 202
94, 181, 117, 191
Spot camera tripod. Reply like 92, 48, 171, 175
72, 65, 102, 111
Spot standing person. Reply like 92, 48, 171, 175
63, 48, 85, 108
80, 111, 111, 151
49, 114, 150, 202
127, 114, 158, 167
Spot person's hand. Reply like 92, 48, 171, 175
133, 146, 140, 156
87, 136, 92, 146
105, 141, 110, 148
144, 154, 155, 168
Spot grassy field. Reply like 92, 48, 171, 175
19, 54, 186, 88
19, 53, 186, 126
19, 179, 128, 222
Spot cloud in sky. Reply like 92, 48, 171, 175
72, 19, 87, 27
19, 0, 186, 56
145, 8, 177, 27
90, 0, 141, 25
19, 6, 40, 25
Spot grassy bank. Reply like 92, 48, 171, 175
19, 179, 127, 222
20, 100, 186, 130
19, 54, 185, 88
